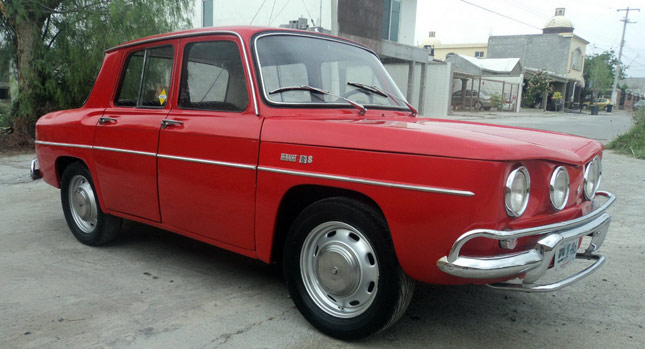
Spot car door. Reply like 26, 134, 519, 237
94, 43, 177, 222
157, 35, 261, 250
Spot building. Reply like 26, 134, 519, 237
192, 0, 453, 117
487, 8, 588, 108
618, 77, 645, 111
420, 32, 487, 61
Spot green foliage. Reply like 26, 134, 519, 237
490, 94, 503, 111
552, 92, 563, 101
607, 109, 645, 159
0, 0, 192, 125
522, 70, 553, 108
583, 50, 628, 95
0, 102, 10, 127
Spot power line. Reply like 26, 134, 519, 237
458, 0, 542, 30
249, 0, 269, 25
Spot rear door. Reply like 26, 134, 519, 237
157, 35, 261, 250
94, 43, 177, 221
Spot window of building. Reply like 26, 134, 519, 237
381, 0, 401, 42
475, 51, 485, 58
571, 48, 582, 70
115, 45, 174, 108
202, 0, 213, 27
179, 41, 249, 111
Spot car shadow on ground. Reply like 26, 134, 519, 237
106, 218, 557, 343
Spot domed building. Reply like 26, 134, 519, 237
543, 8, 574, 34
487, 8, 589, 110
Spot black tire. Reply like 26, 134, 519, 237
60, 162, 121, 246
483, 106, 491, 111
283, 197, 414, 340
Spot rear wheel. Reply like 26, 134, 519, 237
283, 197, 414, 340
61, 162, 121, 246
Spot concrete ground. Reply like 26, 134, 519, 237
1, 110, 644, 348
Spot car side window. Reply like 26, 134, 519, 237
115, 45, 174, 108
179, 40, 249, 112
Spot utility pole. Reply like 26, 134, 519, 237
611, 7, 640, 105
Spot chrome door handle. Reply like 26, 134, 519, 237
98, 117, 117, 125
161, 119, 184, 129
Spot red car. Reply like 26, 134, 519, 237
32, 27, 614, 339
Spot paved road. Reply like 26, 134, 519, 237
1, 112, 643, 348
446, 109, 634, 144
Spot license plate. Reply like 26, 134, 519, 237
554, 240, 578, 271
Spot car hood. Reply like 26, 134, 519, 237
261, 117, 602, 165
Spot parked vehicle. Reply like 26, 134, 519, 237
451, 89, 492, 110
582, 98, 613, 111
633, 100, 645, 111
32, 27, 614, 340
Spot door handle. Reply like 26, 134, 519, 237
161, 119, 184, 129
98, 117, 117, 125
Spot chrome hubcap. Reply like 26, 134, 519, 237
300, 222, 379, 318
68, 175, 98, 233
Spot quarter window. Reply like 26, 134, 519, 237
115, 45, 174, 108
179, 41, 249, 112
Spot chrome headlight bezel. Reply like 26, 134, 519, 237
583, 155, 602, 200
549, 166, 570, 211
505, 166, 530, 217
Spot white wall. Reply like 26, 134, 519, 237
384, 61, 451, 118
398, 0, 417, 46
194, 0, 417, 46
384, 63, 420, 107
193, 0, 333, 29
423, 62, 451, 118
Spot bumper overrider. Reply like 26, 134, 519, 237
437, 191, 615, 292
30, 158, 42, 180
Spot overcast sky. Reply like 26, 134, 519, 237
415, 0, 645, 77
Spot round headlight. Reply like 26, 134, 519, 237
583, 156, 602, 200
549, 166, 570, 210
505, 166, 530, 217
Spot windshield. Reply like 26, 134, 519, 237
255, 33, 406, 109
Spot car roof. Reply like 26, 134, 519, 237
106, 26, 371, 53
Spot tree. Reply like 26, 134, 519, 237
583, 50, 628, 98
521, 70, 553, 109
0, 0, 192, 146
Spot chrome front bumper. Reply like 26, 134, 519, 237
436, 191, 615, 292
30, 158, 42, 180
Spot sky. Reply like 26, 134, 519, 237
415, 0, 645, 77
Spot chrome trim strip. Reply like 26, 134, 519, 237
157, 154, 256, 170
258, 166, 475, 196
93, 146, 156, 157
107, 30, 258, 116
35, 140, 93, 149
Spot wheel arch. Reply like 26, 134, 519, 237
269, 184, 387, 264
55, 156, 89, 186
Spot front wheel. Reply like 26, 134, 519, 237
60, 162, 121, 246
283, 198, 414, 340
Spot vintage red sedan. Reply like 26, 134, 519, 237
32, 26, 614, 339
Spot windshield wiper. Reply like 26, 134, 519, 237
269, 85, 366, 115
346, 82, 417, 117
